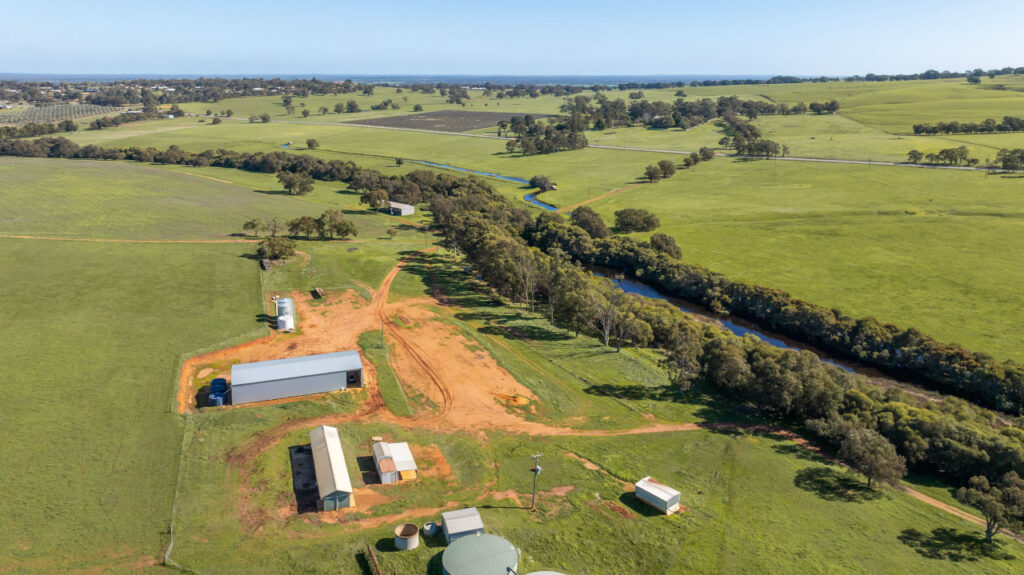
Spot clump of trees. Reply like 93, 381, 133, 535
956, 473, 1024, 542
529, 175, 554, 191
257, 236, 295, 260
245, 209, 358, 243
277, 170, 315, 195
570, 206, 611, 239
907, 146, 977, 166
913, 116, 1024, 135
614, 208, 660, 232
0, 119, 77, 139
996, 148, 1024, 170
503, 115, 588, 155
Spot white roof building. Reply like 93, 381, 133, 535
310, 425, 354, 510
634, 476, 681, 515
372, 441, 418, 484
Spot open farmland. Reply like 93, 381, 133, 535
4, 70, 1024, 575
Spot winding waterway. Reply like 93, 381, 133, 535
411, 160, 559, 210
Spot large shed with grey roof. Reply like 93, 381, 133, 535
310, 425, 354, 510
228, 351, 362, 405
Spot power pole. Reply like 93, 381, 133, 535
529, 453, 543, 511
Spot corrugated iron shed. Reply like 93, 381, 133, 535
635, 476, 680, 503
388, 442, 418, 472
310, 425, 353, 498
232, 351, 362, 386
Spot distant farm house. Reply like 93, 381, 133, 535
228, 350, 363, 405
309, 425, 354, 510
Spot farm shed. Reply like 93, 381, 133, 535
309, 425, 354, 510
228, 350, 363, 405
441, 507, 484, 543
384, 201, 415, 216
634, 476, 681, 514
372, 441, 418, 484
441, 534, 518, 575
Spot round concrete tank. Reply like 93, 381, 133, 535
422, 521, 438, 537
394, 523, 419, 550
442, 534, 518, 575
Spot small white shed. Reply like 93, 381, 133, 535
372, 441, 418, 484
634, 476, 681, 515
441, 507, 484, 543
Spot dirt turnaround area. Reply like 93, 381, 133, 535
346, 110, 549, 133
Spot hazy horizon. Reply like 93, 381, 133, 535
5, 0, 1023, 77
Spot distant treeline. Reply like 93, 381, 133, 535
557, 95, 838, 132
434, 177, 1024, 489
0, 120, 77, 139
906, 146, 978, 166
5, 66, 1023, 107
913, 116, 1024, 135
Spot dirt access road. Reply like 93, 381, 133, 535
181, 248, 1017, 543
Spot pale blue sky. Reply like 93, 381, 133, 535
3, 0, 1023, 76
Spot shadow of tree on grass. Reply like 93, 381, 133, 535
793, 466, 882, 503
898, 527, 1015, 561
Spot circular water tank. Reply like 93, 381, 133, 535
442, 534, 518, 575
394, 523, 419, 550
422, 521, 438, 537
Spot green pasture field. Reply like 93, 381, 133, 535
0, 238, 264, 574
44, 118, 1024, 363
583, 157, 1024, 363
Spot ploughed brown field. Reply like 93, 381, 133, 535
346, 109, 549, 132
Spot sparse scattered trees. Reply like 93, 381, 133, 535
301, 109, 310, 118
345, 100, 360, 113
907, 149, 923, 164
413, 104, 423, 112
306, 138, 319, 150
260, 113, 271, 123
318, 106, 329, 116
333, 102, 344, 114
644, 164, 663, 182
